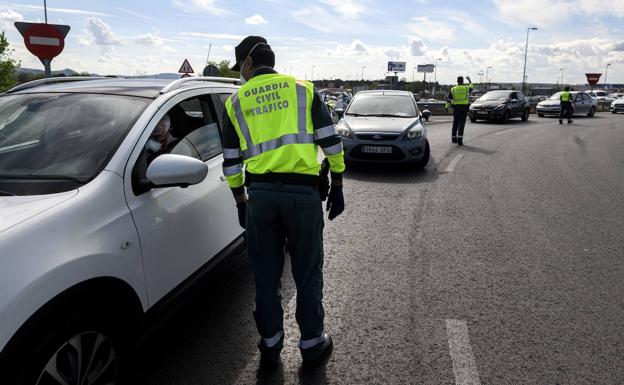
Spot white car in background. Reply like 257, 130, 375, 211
0, 77, 244, 385
588, 90, 615, 103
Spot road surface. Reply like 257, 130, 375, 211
130, 113, 624, 385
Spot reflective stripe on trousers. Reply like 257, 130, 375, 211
231, 84, 314, 160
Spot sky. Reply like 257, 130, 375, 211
0, 0, 623, 85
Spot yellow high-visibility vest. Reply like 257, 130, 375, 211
223, 73, 344, 188
451, 83, 474, 105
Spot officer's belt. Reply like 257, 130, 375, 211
245, 171, 320, 187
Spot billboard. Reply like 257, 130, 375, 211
417, 64, 435, 73
388, 61, 406, 72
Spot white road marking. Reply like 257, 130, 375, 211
445, 154, 464, 173
29, 36, 60, 46
446, 319, 482, 385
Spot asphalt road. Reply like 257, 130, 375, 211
129, 113, 624, 385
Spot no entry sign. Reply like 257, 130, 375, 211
14, 22, 70, 78
586, 73, 602, 85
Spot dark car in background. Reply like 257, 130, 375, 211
468, 90, 530, 123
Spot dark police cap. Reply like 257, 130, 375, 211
231, 36, 270, 71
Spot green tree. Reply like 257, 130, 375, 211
0, 31, 19, 91
208, 60, 239, 79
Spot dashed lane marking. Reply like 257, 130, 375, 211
446, 319, 482, 385
444, 153, 464, 173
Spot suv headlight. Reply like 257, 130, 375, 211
336, 124, 352, 139
406, 128, 423, 139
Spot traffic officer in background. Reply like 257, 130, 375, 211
221, 36, 345, 368
447, 76, 473, 146
559, 86, 574, 124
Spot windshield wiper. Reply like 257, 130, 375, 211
345, 112, 367, 117
0, 174, 89, 184
367, 114, 415, 118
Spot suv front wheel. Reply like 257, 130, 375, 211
3, 309, 133, 385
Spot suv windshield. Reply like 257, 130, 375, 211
346, 94, 417, 117
0, 93, 150, 195
479, 91, 512, 101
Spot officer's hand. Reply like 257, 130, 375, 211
326, 185, 344, 220
466, 76, 472, 82
236, 202, 247, 228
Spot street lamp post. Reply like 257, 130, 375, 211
311, 65, 315, 82
605, 63, 611, 90
486, 66, 492, 90
560, 68, 564, 86
522, 27, 538, 93
433, 58, 442, 97
361, 65, 366, 81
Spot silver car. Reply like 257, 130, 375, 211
335, 90, 430, 168
536, 91, 597, 117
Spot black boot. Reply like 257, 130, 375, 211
458, 137, 463, 146
452, 136, 457, 143
568, 120, 573, 124
559, 119, 563, 124
301, 333, 334, 368
258, 334, 284, 369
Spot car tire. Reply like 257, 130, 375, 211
469, 116, 477, 123
521, 109, 529, 121
2, 309, 134, 385
416, 139, 430, 169
587, 106, 596, 117
537, 113, 545, 117
502, 110, 510, 124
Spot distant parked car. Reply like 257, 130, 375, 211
536, 91, 597, 117
588, 90, 615, 103
611, 98, 624, 113
529, 95, 547, 102
468, 90, 530, 123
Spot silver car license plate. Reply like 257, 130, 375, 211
362, 146, 392, 154
477, 111, 489, 115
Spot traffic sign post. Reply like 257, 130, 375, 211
586, 73, 601, 91
14, 22, 70, 78
178, 59, 195, 78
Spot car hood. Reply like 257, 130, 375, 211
471, 101, 506, 108
613, 99, 624, 105
0, 190, 78, 234
538, 100, 560, 107
342, 116, 420, 133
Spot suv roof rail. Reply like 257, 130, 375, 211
5, 76, 112, 94
160, 76, 241, 94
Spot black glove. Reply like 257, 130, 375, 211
236, 202, 246, 228
326, 185, 344, 220
319, 159, 330, 201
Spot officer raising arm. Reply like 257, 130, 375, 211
447, 75, 473, 146
220, 36, 345, 368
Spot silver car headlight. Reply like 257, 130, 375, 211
336, 123, 352, 139
406, 128, 423, 139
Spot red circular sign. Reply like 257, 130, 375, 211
23, 23, 65, 59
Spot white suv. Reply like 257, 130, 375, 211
0, 77, 245, 384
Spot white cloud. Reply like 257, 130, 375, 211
407, 17, 454, 44
319, 0, 365, 19
494, 0, 624, 27
408, 37, 427, 56
9, 4, 112, 17
135, 32, 165, 46
245, 14, 267, 25
171, 0, 230, 17
0, 9, 23, 28
614, 42, 624, 51
349, 39, 368, 55
179, 32, 244, 41
86, 17, 121, 46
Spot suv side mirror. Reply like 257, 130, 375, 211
421, 109, 432, 122
146, 154, 208, 188
334, 108, 345, 118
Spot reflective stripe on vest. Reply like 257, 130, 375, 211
452, 85, 470, 105
230, 84, 313, 160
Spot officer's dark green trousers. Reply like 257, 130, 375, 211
246, 182, 325, 341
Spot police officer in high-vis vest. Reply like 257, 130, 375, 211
447, 76, 473, 146
559, 86, 574, 124
221, 36, 345, 368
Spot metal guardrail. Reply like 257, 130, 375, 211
6, 76, 111, 94
418, 101, 614, 116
